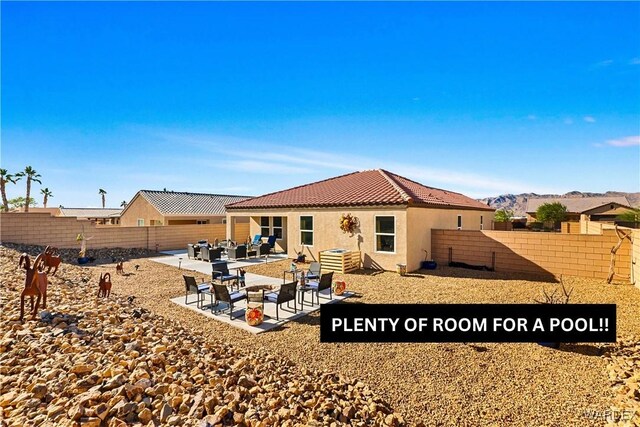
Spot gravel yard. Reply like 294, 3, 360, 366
98, 254, 640, 426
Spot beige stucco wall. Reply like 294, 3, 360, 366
228, 207, 408, 271
120, 195, 164, 227
406, 207, 492, 271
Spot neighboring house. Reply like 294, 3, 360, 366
225, 169, 494, 271
525, 196, 632, 223
59, 207, 122, 225
119, 190, 251, 227
12, 207, 61, 216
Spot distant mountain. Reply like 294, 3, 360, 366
480, 191, 640, 216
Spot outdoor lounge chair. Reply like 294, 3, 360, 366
212, 261, 240, 289
306, 262, 321, 280
265, 281, 297, 320
266, 235, 277, 252
251, 234, 262, 246
200, 246, 223, 262
227, 244, 247, 260
183, 275, 210, 308
307, 271, 334, 305
212, 283, 246, 319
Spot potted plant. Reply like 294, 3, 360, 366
421, 250, 437, 270
76, 232, 93, 264
534, 276, 573, 349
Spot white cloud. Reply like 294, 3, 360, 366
593, 59, 613, 67
605, 136, 640, 147
583, 116, 596, 123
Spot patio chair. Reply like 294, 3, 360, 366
306, 262, 321, 280
200, 246, 223, 262
187, 244, 199, 260
183, 275, 210, 308
212, 261, 240, 289
265, 281, 297, 320
307, 271, 334, 305
212, 283, 247, 320
257, 243, 271, 258
251, 234, 262, 246
266, 235, 277, 252
228, 244, 247, 260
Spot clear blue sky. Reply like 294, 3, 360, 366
2, 2, 639, 208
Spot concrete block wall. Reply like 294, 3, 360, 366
561, 222, 581, 234
432, 229, 631, 280
0, 213, 247, 251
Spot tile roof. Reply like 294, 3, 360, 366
138, 190, 251, 216
226, 169, 493, 211
525, 196, 630, 214
59, 208, 122, 218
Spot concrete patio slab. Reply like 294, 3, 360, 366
169, 290, 353, 334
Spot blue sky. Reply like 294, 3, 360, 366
2, 2, 639, 208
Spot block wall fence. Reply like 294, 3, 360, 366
431, 229, 633, 282
0, 213, 250, 251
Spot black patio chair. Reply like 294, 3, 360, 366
212, 261, 240, 290
228, 244, 247, 260
257, 243, 271, 258
183, 275, 210, 308
201, 246, 223, 262
307, 271, 334, 305
212, 283, 247, 319
265, 281, 297, 320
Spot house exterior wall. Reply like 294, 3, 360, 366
632, 230, 639, 287
406, 207, 492, 271
119, 196, 164, 227
229, 206, 490, 271
229, 207, 409, 271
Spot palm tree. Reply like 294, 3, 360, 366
120, 200, 127, 208
0, 169, 20, 212
99, 189, 107, 208
15, 167, 41, 212
40, 188, 53, 208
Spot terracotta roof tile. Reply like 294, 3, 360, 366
226, 170, 493, 211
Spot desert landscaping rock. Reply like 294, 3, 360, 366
0, 244, 399, 426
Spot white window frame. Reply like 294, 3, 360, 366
260, 216, 270, 238
137, 218, 144, 226
272, 216, 283, 240
480, 215, 483, 230
374, 215, 396, 254
300, 215, 314, 247
259, 216, 284, 240
457, 215, 462, 230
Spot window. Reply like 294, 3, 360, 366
457, 215, 462, 230
260, 217, 270, 237
300, 216, 313, 246
137, 218, 144, 226
375, 216, 395, 253
272, 216, 283, 239
480, 215, 483, 230
196, 220, 208, 225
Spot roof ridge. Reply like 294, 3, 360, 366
382, 169, 468, 197
139, 189, 252, 198
377, 169, 413, 203
225, 170, 362, 208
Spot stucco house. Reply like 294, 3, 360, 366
526, 196, 632, 223
120, 190, 251, 227
225, 169, 494, 272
